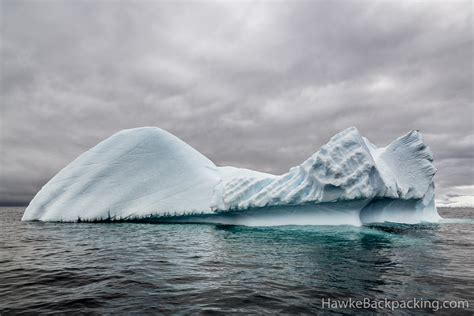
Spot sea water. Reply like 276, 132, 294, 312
1, 207, 473, 314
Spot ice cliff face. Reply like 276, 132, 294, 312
22, 127, 440, 225
214, 127, 436, 208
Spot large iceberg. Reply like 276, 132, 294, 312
22, 127, 441, 226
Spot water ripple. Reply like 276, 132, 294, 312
1, 207, 473, 314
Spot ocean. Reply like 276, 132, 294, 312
1, 207, 473, 314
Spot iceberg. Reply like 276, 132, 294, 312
22, 127, 441, 226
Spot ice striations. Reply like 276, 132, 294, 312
22, 127, 441, 226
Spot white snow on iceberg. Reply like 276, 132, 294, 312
22, 127, 441, 226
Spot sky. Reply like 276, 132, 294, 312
0, 0, 473, 207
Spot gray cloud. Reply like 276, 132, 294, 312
1, 0, 473, 205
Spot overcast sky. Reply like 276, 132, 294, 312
1, 0, 472, 206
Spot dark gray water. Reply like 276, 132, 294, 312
1, 207, 473, 314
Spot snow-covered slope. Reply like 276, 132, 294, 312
22, 128, 221, 221
22, 127, 440, 225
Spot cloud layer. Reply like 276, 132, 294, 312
1, 0, 472, 206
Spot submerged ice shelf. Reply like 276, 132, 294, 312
22, 127, 441, 226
